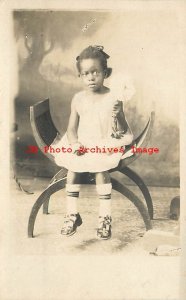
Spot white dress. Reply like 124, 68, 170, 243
53, 90, 132, 172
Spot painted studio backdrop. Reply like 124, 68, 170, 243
12, 10, 179, 187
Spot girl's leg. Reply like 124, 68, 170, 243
95, 171, 112, 216
61, 171, 82, 236
95, 171, 112, 239
66, 171, 81, 214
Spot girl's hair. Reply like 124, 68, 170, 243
76, 45, 112, 78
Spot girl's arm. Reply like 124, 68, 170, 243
67, 98, 79, 145
114, 101, 128, 133
112, 101, 133, 145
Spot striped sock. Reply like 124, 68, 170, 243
66, 184, 80, 215
96, 183, 112, 217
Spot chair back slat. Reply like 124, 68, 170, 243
32, 98, 50, 117
110, 111, 155, 172
36, 111, 58, 146
135, 111, 155, 148
30, 99, 60, 162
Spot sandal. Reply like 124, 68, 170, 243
61, 213, 82, 236
97, 215, 112, 240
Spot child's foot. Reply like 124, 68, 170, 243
61, 213, 82, 236
97, 215, 112, 240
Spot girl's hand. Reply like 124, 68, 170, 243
112, 100, 123, 117
71, 142, 85, 156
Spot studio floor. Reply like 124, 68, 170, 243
10, 177, 179, 256
1, 177, 181, 300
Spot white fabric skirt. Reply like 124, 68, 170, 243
51, 133, 123, 173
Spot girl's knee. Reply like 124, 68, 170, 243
67, 171, 81, 184
95, 171, 111, 184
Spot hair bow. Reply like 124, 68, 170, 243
91, 45, 104, 51
91, 45, 110, 58
76, 45, 110, 61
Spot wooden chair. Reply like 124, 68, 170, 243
28, 98, 155, 238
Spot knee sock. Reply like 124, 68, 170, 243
65, 184, 80, 215
96, 183, 112, 217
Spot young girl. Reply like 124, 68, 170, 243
54, 45, 134, 239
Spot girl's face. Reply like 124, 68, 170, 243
79, 58, 106, 93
